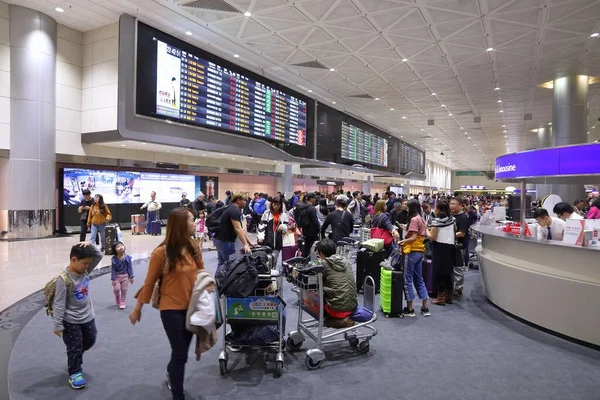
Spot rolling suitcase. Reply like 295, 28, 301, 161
282, 245, 299, 262
131, 214, 145, 235
104, 224, 119, 255
356, 248, 386, 293
380, 267, 405, 318
422, 258, 436, 296
148, 220, 162, 236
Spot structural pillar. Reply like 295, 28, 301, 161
550, 75, 588, 205
0, 6, 56, 239
362, 175, 372, 194
282, 164, 293, 197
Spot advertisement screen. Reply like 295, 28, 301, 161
62, 168, 196, 206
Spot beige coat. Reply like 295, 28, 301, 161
186, 271, 219, 360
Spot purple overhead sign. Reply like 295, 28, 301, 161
495, 143, 600, 180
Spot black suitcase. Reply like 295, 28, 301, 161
356, 248, 386, 293
104, 224, 119, 255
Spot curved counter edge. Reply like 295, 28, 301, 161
472, 224, 600, 347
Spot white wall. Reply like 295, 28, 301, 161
0, 2, 9, 150
56, 24, 83, 155
409, 161, 452, 190
451, 172, 506, 190
81, 23, 118, 134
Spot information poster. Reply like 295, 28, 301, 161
563, 219, 585, 246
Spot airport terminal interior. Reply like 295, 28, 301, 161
0, 0, 599, 399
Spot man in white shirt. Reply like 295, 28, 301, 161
534, 208, 566, 241
553, 202, 584, 221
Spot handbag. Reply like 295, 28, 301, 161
371, 227, 393, 246
282, 231, 296, 247
150, 247, 169, 309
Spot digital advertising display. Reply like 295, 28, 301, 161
62, 168, 214, 206
136, 21, 313, 158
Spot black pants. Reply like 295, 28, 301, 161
161, 310, 193, 400
302, 235, 318, 258
79, 220, 88, 242
62, 319, 97, 375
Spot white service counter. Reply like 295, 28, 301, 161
472, 223, 600, 346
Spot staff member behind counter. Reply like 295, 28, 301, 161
534, 208, 566, 241
553, 202, 584, 221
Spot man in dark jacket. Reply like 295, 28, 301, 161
78, 189, 94, 241
318, 239, 357, 328
302, 193, 321, 258
193, 192, 206, 215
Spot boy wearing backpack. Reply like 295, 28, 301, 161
48, 242, 103, 390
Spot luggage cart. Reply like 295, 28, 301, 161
336, 237, 361, 262
286, 263, 378, 370
218, 248, 285, 377
467, 228, 481, 270
218, 271, 285, 376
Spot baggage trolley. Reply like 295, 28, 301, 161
286, 261, 378, 370
336, 237, 361, 263
218, 250, 286, 377
467, 228, 481, 270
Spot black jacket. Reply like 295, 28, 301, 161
303, 204, 321, 238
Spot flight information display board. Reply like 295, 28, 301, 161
135, 21, 313, 158
399, 142, 425, 174
341, 121, 388, 167
154, 40, 307, 145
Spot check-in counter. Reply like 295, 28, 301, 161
472, 223, 600, 346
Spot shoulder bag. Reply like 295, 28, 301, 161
150, 246, 169, 309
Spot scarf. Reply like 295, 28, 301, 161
430, 215, 455, 228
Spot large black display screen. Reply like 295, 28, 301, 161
136, 22, 313, 157
317, 104, 398, 172
399, 142, 426, 175
341, 121, 388, 167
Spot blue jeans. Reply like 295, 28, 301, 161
405, 252, 428, 302
214, 238, 236, 266
89, 223, 106, 249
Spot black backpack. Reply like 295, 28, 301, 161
294, 202, 309, 229
206, 205, 229, 234
215, 252, 270, 297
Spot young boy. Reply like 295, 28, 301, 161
317, 239, 358, 328
53, 242, 104, 389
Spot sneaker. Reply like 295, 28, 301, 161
68, 372, 86, 390
401, 307, 416, 318
119, 302, 126, 310
164, 370, 171, 390
421, 308, 431, 317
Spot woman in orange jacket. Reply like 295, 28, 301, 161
87, 194, 112, 252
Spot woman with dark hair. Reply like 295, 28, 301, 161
428, 201, 456, 306
371, 200, 399, 255
586, 198, 600, 219
87, 194, 112, 251
317, 198, 329, 226
398, 199, 430, 317
129, 208, 205, 400
257, 197, 289, 266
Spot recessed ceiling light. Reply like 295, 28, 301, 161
232, 157, 235, 160
460, 127, 464, 130
494, 87, 500, 91
244, 11, 252, 17
503, 130, 507, 133
548, 122, 552, 126
591, 33, 599, 38
390, 108, 394, 111
421, 129, 424, 131
402, 116, 406, 119
329, 68, 335, 72
468, 136, 471, 139
142, 142, 147, 145
233, 54, 240, 58
431, 93, 436, 96
308, 89, 312, 93
55, 7, 64, 12
186, 148, 191, 151
497, 100, 502, 103
120, 144, 126, 147
486, 47, 494, 52
185, 31, 192, 36
499, 110, 504, 113
448, 113, 453, 116
375, 97, 380, 101
202, 154, 206, 156
332, 101, 336, 104
400, 136, 403, 138
464, 132, 468, 135
401, 58, 408, 62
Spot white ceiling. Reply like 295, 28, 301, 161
9, 0, 600, 171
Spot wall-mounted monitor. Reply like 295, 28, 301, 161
317, 104, 398, 173
135, 21, 314, 158
399, 141, 426, 175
